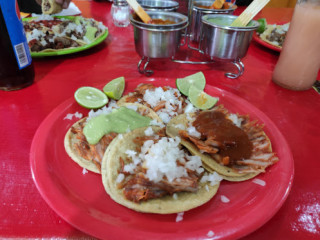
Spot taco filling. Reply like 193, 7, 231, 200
69, 119, 118, 172
259, 23, 290, 48
118, 84, 196, 124
116, 128, 206, 203
177, 105, 279, 174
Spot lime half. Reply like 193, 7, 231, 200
176, 71, 206, 96
103, 77, 125, 100
188, 85, 218, 110
256, 18, 267, 34
74, 86, 108, 109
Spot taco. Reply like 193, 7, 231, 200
101, 126, 222, 214
42, 0, 63, 15
166, 105, 279, 181
259, 23, 290, 48
117, 83, 196, 124
64, 104, 162, 174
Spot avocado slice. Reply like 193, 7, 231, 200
85, 26, 98, 42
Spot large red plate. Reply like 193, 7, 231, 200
30, 78, 294, 240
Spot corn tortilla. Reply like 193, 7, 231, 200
101, 126, 220, 214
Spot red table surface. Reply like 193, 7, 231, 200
1, 1, 320, 239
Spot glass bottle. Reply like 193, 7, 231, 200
0, 0, 34, 91
272, 0, 320, 91
111, 0, 130, 27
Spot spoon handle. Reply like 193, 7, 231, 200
231, 0, 270, 27
126, 0, 152, 24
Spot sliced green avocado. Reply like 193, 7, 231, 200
74, 16, 82, 25
85, 26, 98, 42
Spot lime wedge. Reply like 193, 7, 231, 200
103, 77, 125, 100
176, 71, 206, 96
74, 86, 108, 109
188, 85, 218, 110
256, 18, 267, 34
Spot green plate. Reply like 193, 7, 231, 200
23, 16, 108, 57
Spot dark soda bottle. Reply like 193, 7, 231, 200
0, 0, 34, 91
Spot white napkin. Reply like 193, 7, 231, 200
53, 2, 82, 16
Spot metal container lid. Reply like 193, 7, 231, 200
137, 0, 179, 11
113, 0, 128, 6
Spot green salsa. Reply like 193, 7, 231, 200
207, 17, 255, 27
83, 107, 152, 145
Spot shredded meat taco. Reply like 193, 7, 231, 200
64, 103, 162, 174
101, 126, 222, 214
166, 105, 279, 181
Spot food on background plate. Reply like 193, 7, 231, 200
166, 105, 279, 181
101, 126, 222, 214
42, 0, 62, 15
64, 102, 162, 173
259, 22, 290, 48
23, 15, 107, 52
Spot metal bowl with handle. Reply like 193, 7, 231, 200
130, 11, 188, 59
199, 14, 259, 61
190, 0, 237, 42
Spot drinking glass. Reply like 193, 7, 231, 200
272, 0, 320, 91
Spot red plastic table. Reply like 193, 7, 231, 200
0, 1, 319, 239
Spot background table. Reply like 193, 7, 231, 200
0, 1, 319, 239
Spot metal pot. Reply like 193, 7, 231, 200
190, 0, 236, 42
199, 14, 258, 61
137, 0, 179, 12
130, 11, 188, 59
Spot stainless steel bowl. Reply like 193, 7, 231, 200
199, 14, 258, 61
190, 0, 236, 42
130, 11, 188, 59
137, 0, 179, 12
